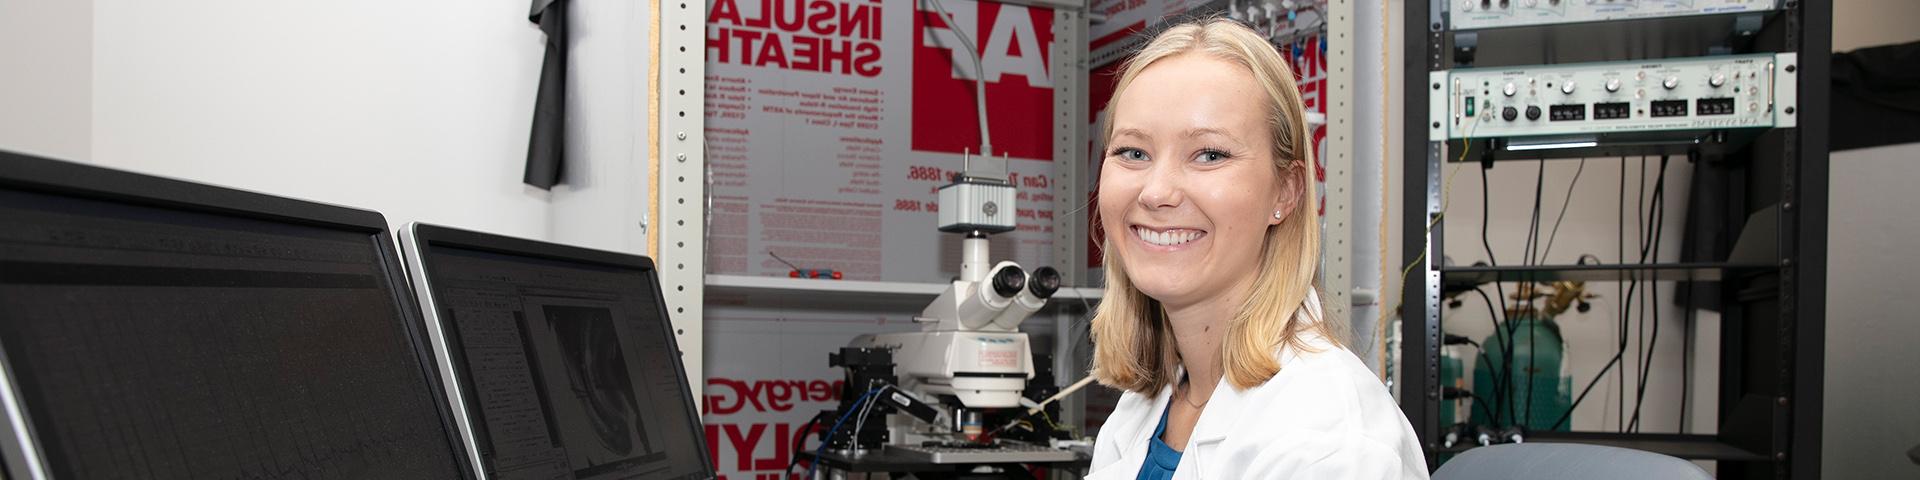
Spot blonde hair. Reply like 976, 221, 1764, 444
1090, 18, 1342, 395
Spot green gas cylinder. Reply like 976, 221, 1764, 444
1469, 314, 1573, 431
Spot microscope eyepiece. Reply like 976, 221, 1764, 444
1027, 266, 1061, 298
990, 265, 1026, 299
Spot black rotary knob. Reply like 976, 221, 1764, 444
1524, 105, 1541, 120
1501, 106, 1518, 121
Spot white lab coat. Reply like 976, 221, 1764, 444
1087, 292, 1430, 479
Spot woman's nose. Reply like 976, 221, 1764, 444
1136, 160, 1184, 210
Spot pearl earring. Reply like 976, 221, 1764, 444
1273, 211, 1284, 219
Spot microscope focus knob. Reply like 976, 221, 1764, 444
991, 265, 1027, 298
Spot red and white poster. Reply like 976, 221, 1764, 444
704, 0, 1059, 283
1286, 34, 1330, 218
702, 0, 1065, 478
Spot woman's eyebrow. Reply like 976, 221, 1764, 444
1113, 127, 1152, 141
1184, 127, 1241, 142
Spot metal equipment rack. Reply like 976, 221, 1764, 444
1397, 1, 1828, 478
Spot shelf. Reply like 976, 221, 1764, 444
704, 274, 1103, 311
1441, 129, 1775, 163
1442, 432, 1771, 462
1439, 262, 1774, 284
1452, 13, 1776, 67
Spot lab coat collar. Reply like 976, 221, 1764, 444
1186, 374, 1246, 446
1184, 287, 1326, 472
1190, 286, 1325, 446
1093, 375, 1173, 479
1091, 287, 1327, 479
1102, 366, 1246, 468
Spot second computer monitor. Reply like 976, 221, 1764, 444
401, 223, 713, 480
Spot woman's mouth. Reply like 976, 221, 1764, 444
1132, 225, 1207, 247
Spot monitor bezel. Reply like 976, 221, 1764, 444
0, 149, 478, 480
400, 221, 716, 480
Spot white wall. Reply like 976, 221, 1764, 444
85, 0, 559, 239
549, 0, 653, 255
0, 0, 92, 161
1812, 4, 1920, 480
1834, 0, 1920, 52
1825, 2, 1920, 479
1825, 143, 1920, 479
0, 0, 658, 243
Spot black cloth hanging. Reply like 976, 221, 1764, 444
1833, 40, 1920, 151
523, 0, 569, 189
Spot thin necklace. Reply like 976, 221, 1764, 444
1178, 376, 1210, 409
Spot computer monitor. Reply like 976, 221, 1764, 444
399, 223, 714, 480
0, 151, 473, 479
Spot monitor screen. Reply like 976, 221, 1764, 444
0, 153, 469, 479
408, 225, 711, 480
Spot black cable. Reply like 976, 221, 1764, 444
1471, 288, 1511, 427
1552, 158, 1636, 432
1552, 301, 1634, 431
1629, 155, 1671, 432
1468, 288, 1507, 425
1616, 157, 1628, 431
1677, 162, 1697, 434
786, 412, 827, 475
1524, 159, 1547, 269
1629, 156, 1646, 432
1479, 165, 1518, 426
1680, 281, 1696, 433
1479, 166, 1502, 276
1549, 332, 1630, 431
1447, 321, 1511, 429
1630, 155, 1669, 431
1446, 387, 1500, 428
1446, 334, 1482, 348
1550, 158, 1651, 431
1470, 392, 1497, 428
1538, 158, 1587, 264
1633, 156, 1666, 429
1522, 158, 1546, 425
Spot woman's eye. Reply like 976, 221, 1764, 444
1114, 148, 1148, 161
1196, 150, 1230, 164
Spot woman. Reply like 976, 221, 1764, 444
1086, 19, 1428, 479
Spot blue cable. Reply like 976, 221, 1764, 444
808, 388, 881, 479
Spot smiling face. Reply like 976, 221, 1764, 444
1098, 53, 1304, 311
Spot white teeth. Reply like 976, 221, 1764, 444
1135, 227, 1201, 247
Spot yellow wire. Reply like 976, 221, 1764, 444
1390, 112, 1478, 314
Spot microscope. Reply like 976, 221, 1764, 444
827, 153, 1077, 463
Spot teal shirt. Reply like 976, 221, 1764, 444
1137, 403, 1181, 480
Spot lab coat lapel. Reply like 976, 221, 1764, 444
1087, 379, 1174, 480
1178, 288, 1324, 479
1175, 377, 1247, 480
